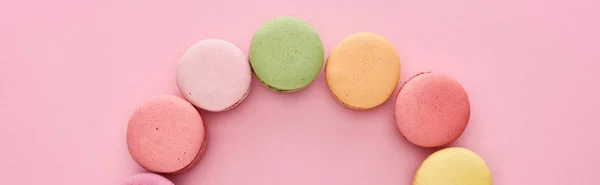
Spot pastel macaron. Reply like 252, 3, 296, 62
249, 16, 324, 92
126, 95, 207, 174
123, 173, 174, 185
395, 72, 470, 147
413, 147, 491, 185
176, 39, 252, 112
326, 32, 401, 110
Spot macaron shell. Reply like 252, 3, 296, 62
395, 72, 470, 147
249, 16, 324, 92
126, 95, 205, 174
413, 147, 492, 185
123, 173, 174, 185
177, 39, 252, 112
326, 32, 401, 110
173, 132, 208, 174
221, 82, 251, 111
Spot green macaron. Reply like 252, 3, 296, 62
249, 16, 324, 92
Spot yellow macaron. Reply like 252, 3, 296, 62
414, 147, 492, 185
325, 32, 401, 110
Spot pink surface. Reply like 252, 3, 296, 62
395, 72, 471, 148
176, 39, 251, 112
0, 0, 599, 185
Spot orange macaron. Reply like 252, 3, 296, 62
326, 32, 401, 110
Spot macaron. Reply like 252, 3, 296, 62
123, 173, 174, 185
249, 16, 324, 92
395, 72, 470, 147
126, 95, 206, 174
326, 32, 401, 110
413, 147, 491, 185
176, 39, 252, 112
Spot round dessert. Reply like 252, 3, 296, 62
413, 147, 492, 185
176, 39, 252, 112
249, 16, 324, 92
123, 173, 174, 185
126, 95, 206, 174
325, 32, 401, 110
395, 72, 470, 147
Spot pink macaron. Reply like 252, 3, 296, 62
176, 39, 252, 112
394, 72, 471, 148
123, 173, 174, 185
126, 95, 206, 174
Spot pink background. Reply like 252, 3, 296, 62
1, 0, 599, 184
